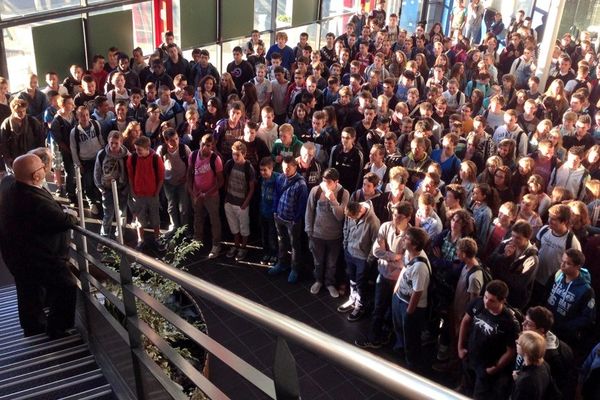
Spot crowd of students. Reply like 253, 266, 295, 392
1, 1, 600, 398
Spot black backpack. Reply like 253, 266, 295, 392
223, 159, 253, 183
537, 225, 575, 249
189, 150, 218, 176
466, 263, 493, 297
159, 144, 189, 166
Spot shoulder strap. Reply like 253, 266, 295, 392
244, 160, 252, 183
566, 230, 574, 249
539, 225, 550, 240
209, 152, 217, 175
178, 145, 188, 165
131, 153, 138, 177
98, 149, 107, 166
189, 150, 199, 176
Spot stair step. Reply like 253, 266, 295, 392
0, 330, 31, 345
0, 344, 89, 379
58, 384, 116, 400
0, 333, 51, 353
0, 334, 82, 367
0, 355, 97, 396
0, 369, 106, 400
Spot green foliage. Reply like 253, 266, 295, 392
100, 226, 206, 396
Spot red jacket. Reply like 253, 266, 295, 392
127, 150, 165, 197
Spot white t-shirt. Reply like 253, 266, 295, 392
396, 250, 430, 308
535, 226, 581, 284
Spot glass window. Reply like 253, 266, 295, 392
281, 24, 319, 53
221, 39, 248, 73
4, 25, 36, 92
277, 0, 294, 29
172, 0, 182, 46
132, 1, 155, 56
399, 0, 424, 32
320, 16, 352, 48
1, 0, 79, 20
322, 0, 359, 19
255, 0, 273, 32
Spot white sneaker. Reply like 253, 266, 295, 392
310, 281, 322, 294
326, 285, 339, 298
208, 245, 221, 259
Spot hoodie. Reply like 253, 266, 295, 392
547, 271, 596, 339
343, 201, 381, 260
305, 183, 349, 240
549, 164, 590, 200
273, 172, 308, 223
94, 144, 129, 191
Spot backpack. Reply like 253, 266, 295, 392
73, 119, 102, 155
130, 152, 160, 187
189, 150, 218, 177
537, 225, 575, 250
224, 159, 253, 183
312, 186, 345, 221
466, 263, 493, 297
159, 144, 188, 166
405, 255, 438, 316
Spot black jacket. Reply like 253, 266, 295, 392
0, 178, 77, 283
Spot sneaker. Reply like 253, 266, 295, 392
268, 263, 289, 276
135, 241, 145, 251
268, 256, 278, 266
310, 281, 323, 294
326, 285, 339, 298
347, 306, 365, 322
354, 338, 382, 349
90, 203, 100, 215
226, 247, 237, 258
96, 242, 105, 252
436, 344, 449, 362
337, 298, 355, 313
260, 255, 270, 265
287, 270, 298, 283
208, 245, 221, 259
235, 248, 248, 261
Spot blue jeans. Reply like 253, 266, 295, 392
344, 251, 367, 308
260, 215, 278, 256
368, 274, 395, 342
392, 295, 426, 370
274, 216, 303, 271
100, 187, 128, 238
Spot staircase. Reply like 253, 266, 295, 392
0, 285, 117, 400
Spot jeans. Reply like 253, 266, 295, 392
63, 154, 76, 199
310, 237, 342, 286
163, 181, 190, 230
392, 295, 426, 370
368, 274, 395, 342
274, 215, 303, 271
344, 250, 367, 308
100, 187, 128, 237
192, 194, 221, 246
260, 215, 278, 256
462, 358, 513, 400
80, 159, 101, 206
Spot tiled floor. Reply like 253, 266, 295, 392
182, 246, 435, 399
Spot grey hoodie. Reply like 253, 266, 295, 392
94, 144, 129, 191
343, 201, 380, 260
305, 183, 349, 240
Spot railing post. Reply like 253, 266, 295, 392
119, 253, 146, 399
73, 165, 91, 294
111, 179, 124, 245
273, 337, 301, 400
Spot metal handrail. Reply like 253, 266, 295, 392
73, 226, 468, 400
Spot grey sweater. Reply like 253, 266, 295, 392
343, 201, 381, 260
305, 183, 349, 240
